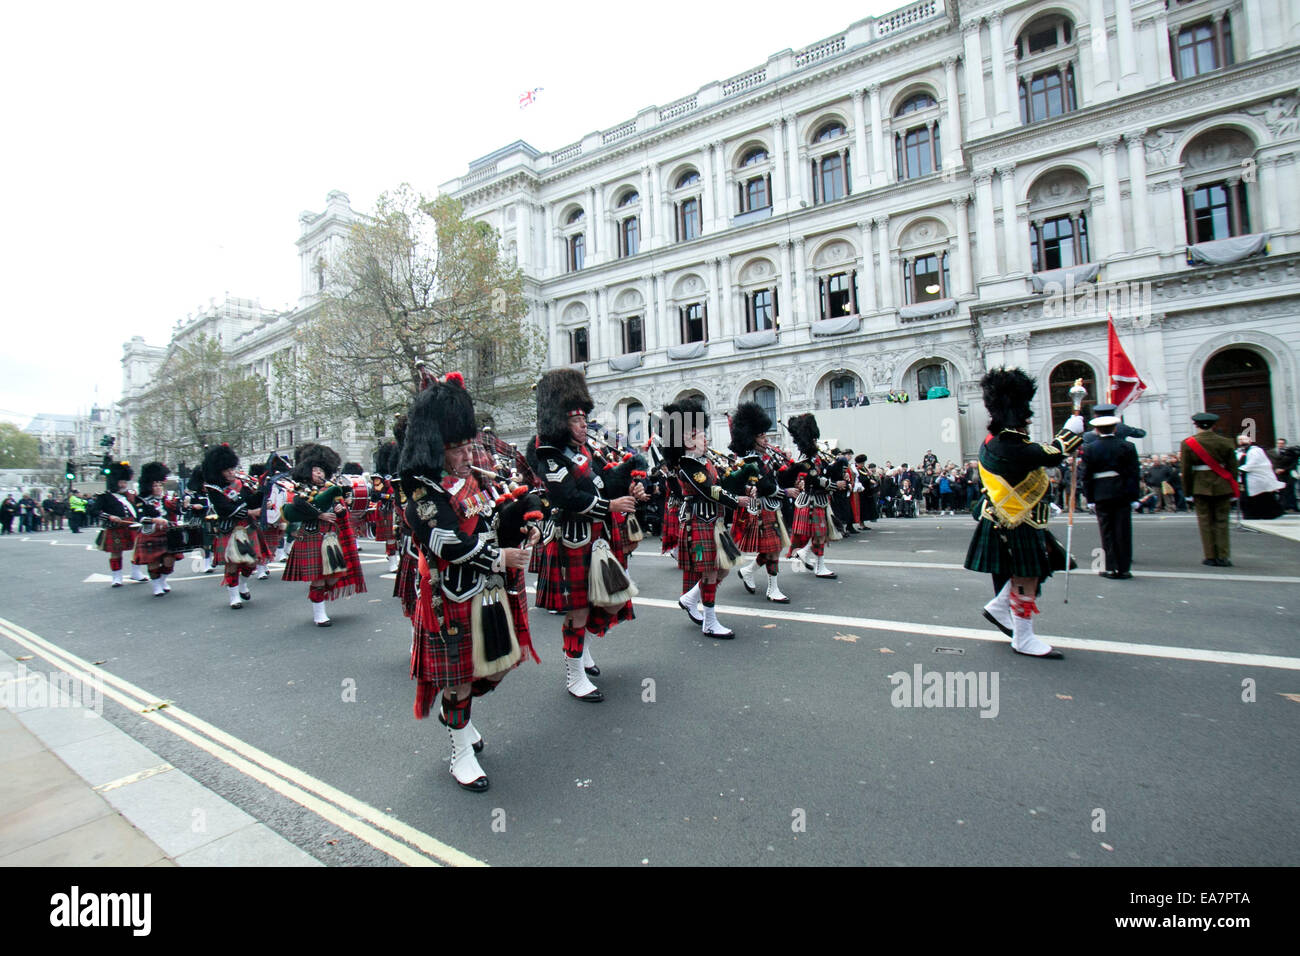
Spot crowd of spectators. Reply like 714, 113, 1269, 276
0, 491, 86, 534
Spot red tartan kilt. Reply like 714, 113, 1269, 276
677, 517, 720, 575
132, 531, 180, 565
259, 526, 284, 552
393, 545, 418, 618
506, 569, 532, 647
735, 507, 781, 554
212, 526, 267, 566
535, 537, 592, 611
661, 500, 681, 551
411, 594, 476, 688
99, 526, 136, 554
608, 513, 630, 566
371, 504, 394, 541
790, 505, 829, 541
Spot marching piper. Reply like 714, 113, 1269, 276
528, 368, 638, 702
671, 398, 751, 637
402, 371, 539, 792
728, 401, 791, 604
784, 414, 839, 579
202, 444, 267, 609
370, 443, 401, 572
97, 460, 146, 587
965, 368, 1084, 658
281, 443, 367, 626
130, 462, 183, 596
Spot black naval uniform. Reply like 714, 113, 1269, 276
1081, 434, 1141, 576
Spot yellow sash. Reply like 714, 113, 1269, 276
978, 462, 1049, 527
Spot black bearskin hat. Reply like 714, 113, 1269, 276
980, 367, 1037, 434
248, 463, 267, 480
398, 375, 476, 492
659, 398, 709, 465
373, 441, 400, 477
535, 368, 593, 448
728, 401, 772, 457
201, 445, 239, 483
137, 462, 168, 496
786, 414, 820, 459
292, 442, 341, 483
393, 414, 408, 448
105, 460, 133, 492
342, 461, 364, 475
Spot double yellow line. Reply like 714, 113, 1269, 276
0, 615, 485, 867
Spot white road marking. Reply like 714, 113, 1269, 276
624, 596, 1300, 671
0, 616, 485, 867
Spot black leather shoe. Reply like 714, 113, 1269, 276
1012, 647, 1064, 659
240, 591, 251, 601
315, 619, 331, 627
1202, 558, 1218, 566
982, 609, 1013, 637
584, 664, 601, 677
570, 687, 604, 702
1218, 559, 1233, 567
1115, 571, 1133, 579
230, 602, 243, 609
456, 775, 490, 793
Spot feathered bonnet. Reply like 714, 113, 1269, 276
137, 461, 168, 496
980, 367, 1037, 434
786, 414, 821, 459
201, 444, 238, 483
104, 460, 134, 492
660, 398, 709, 466
398, 372, 475, 493
728, 401, 772, 457
292, 442, 342, 483
535, 368, 593, 448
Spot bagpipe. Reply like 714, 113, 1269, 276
465, 465, 545, 549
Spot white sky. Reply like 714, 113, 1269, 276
0, 0, 899, 427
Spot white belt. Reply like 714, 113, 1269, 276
1192, 465, 1211, 471
1093, 471, 1119, 479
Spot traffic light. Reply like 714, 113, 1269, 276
101, 453, 112, 476
65, 461, 75, 481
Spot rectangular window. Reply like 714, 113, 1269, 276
899, 129, 933, 179
623, 316, 643, 354
820, 154, 844, 203
621, 217, 639, 257
1192, 183, 1232, 241
745, 177, 769, 212
681, 303, 706, 343
750, 290, 774, 331
907, 255, 943, 303
827, 274, 851, 317
568, 233, 585, 271
679, 199, 701, 241
571, 328, 589, 363
1178, 22, 1217, 78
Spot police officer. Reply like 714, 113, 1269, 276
1080, 403, 1147, 446
1081, 413, 1141, 578
1179, 412, 1238, 567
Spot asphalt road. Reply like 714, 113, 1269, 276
1, 512, 1296, 867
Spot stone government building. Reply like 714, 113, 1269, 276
121, 0, 1300, 465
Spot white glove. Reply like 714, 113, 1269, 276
1064, 415, 1085, 435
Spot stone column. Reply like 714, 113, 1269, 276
1243, 0, 1267, 56
1115, 0, 1140, 91
858, 220, 877, 312
771, 118, 787, 210
1099, 136, 1123, 258
1088, 0, 1114, 100
793, 238, 808, 325
706, 258, 719, 342
1126, 131, 1153, 250
709, 141, 725, 230
515, 201, 530, 274
987, 12, 1009, 124
640, 166, 654, 247
1171, 177, 1190, 248
652, 164, 668, 248
951, 196, 973, 296
1154, 11, 1175, 83
545, 301, 559, 366
974, 171, 998, 281
1258, 156, 1281, 231
852, 90, 869, 191
590, 289, 603, 359
869, 85, 886, 183
943, 57, 963, 168
642, 275, 656, 352
786, 116, 803, 207
999, 163, 1020, 275
721, 255, 735, 339
779, 241, 793, 329
874, 216, 894, 309
589, 187, 602, 262
655, 272, 669, 347
961, 19, 987, 131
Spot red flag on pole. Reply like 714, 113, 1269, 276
1107, 313, 1147, 414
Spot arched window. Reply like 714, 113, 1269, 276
740, 148, 768, 166
814, 122, 846, 142
753, 385, 778, 428
1048, 361, 1096, 434
676, 170, 701, 188
566, 208, 585, 224
916, 364, 949, 400
895, 93, 937, 116
829, 374, 861, 408
617, 190, 639, 207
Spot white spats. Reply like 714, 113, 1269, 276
701, 604, 734, 638
814, 554, 837, 578
1010, 610, 1055, 657
737, 562, 757, 593
581, 644, 596, 673
983, 581, 1013, 636
273, 548, 287, 564
255, 563, 269, 579
228, 586, 243, 608
447, 725, 488, 791
161, 574, 171, 593
110, 568, 123, 586
130, 565, 148, 582
564, 654, 601, 700
312, 601, 331, 626
766, 575, 788, 603
678, 582, 704, 623
386, 553, 400, 573
151, 577, 166, 596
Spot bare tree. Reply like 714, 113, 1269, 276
283, 186, 543, 438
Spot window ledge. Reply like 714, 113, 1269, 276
898, 298, 957, 321
731, 207, 773, 227
811, 315, 861, 336
1029, 263, 1100, 292
735, 328, 779, 350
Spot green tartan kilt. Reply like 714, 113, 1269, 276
964, 515, 1060, 580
